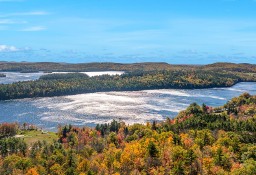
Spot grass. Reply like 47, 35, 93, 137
17, 130, 58, 145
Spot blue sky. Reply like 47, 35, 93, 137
0, 0, 256, 64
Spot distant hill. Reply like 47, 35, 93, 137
202, 62, 256, 73
0, 61, 255, 73
0, 62, 174, 72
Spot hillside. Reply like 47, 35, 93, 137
0, 93, 255, 174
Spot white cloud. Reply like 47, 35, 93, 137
0, 19, 27, 24
0, 19, 14, 24
0, 11, 49, 18
22, 11, 49, 16
20, 26, 46, 31
0, 45, 19, 52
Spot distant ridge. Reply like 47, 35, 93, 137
1, 61, 255, 72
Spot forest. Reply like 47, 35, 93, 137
0, 67, 256, 100
0, 93, 255, 175
1, 62, 256, 73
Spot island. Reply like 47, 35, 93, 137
20, 70, 40, 73
0, 73, 6, 77
0, 62, 256, 100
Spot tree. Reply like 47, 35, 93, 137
26, 168, 39, 175
185, 149, 197, 174
2, 155, 21, 175
0, 140, 8, 157
68, 132, 78, 148
172, 160, 185, 175
148, 141, 159, 158
50, 163, 63, 175
202, 103, 208, 113
108, 132, 118, 146
0, 123, 18, 138
231, 159, 256, 175
77, 159, 90, 173
65, 167, 77, 175
214, 147, 231, 171
63, 150, 78, 171
152, 121, 157, 130
15, 158, 32, 174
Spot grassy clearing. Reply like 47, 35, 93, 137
17, 130, 58, 145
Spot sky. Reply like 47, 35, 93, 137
0, 0, 256, 64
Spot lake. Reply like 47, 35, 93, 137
0, 82, 255, 131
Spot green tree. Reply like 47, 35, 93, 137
15, 158, 32, 174
148, 141, 159, 158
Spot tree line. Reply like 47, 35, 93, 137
1, 62, 256, 73
0, 69, 255, 100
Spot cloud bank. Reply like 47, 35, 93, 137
0, 45, 18, 52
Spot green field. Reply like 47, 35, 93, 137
17, 130, 58, 145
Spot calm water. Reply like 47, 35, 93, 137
0, 82, 255, 131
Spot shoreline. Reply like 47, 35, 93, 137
1, 80, 254, 101
0, 82, 255, 132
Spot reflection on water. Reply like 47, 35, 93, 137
0, 71, 125, 84
0, 82, 255, 131
0, 72, 46, 84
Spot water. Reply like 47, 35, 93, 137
0, 72, 46, 84
0, 71, 125, 84
0, 82, 255, 131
